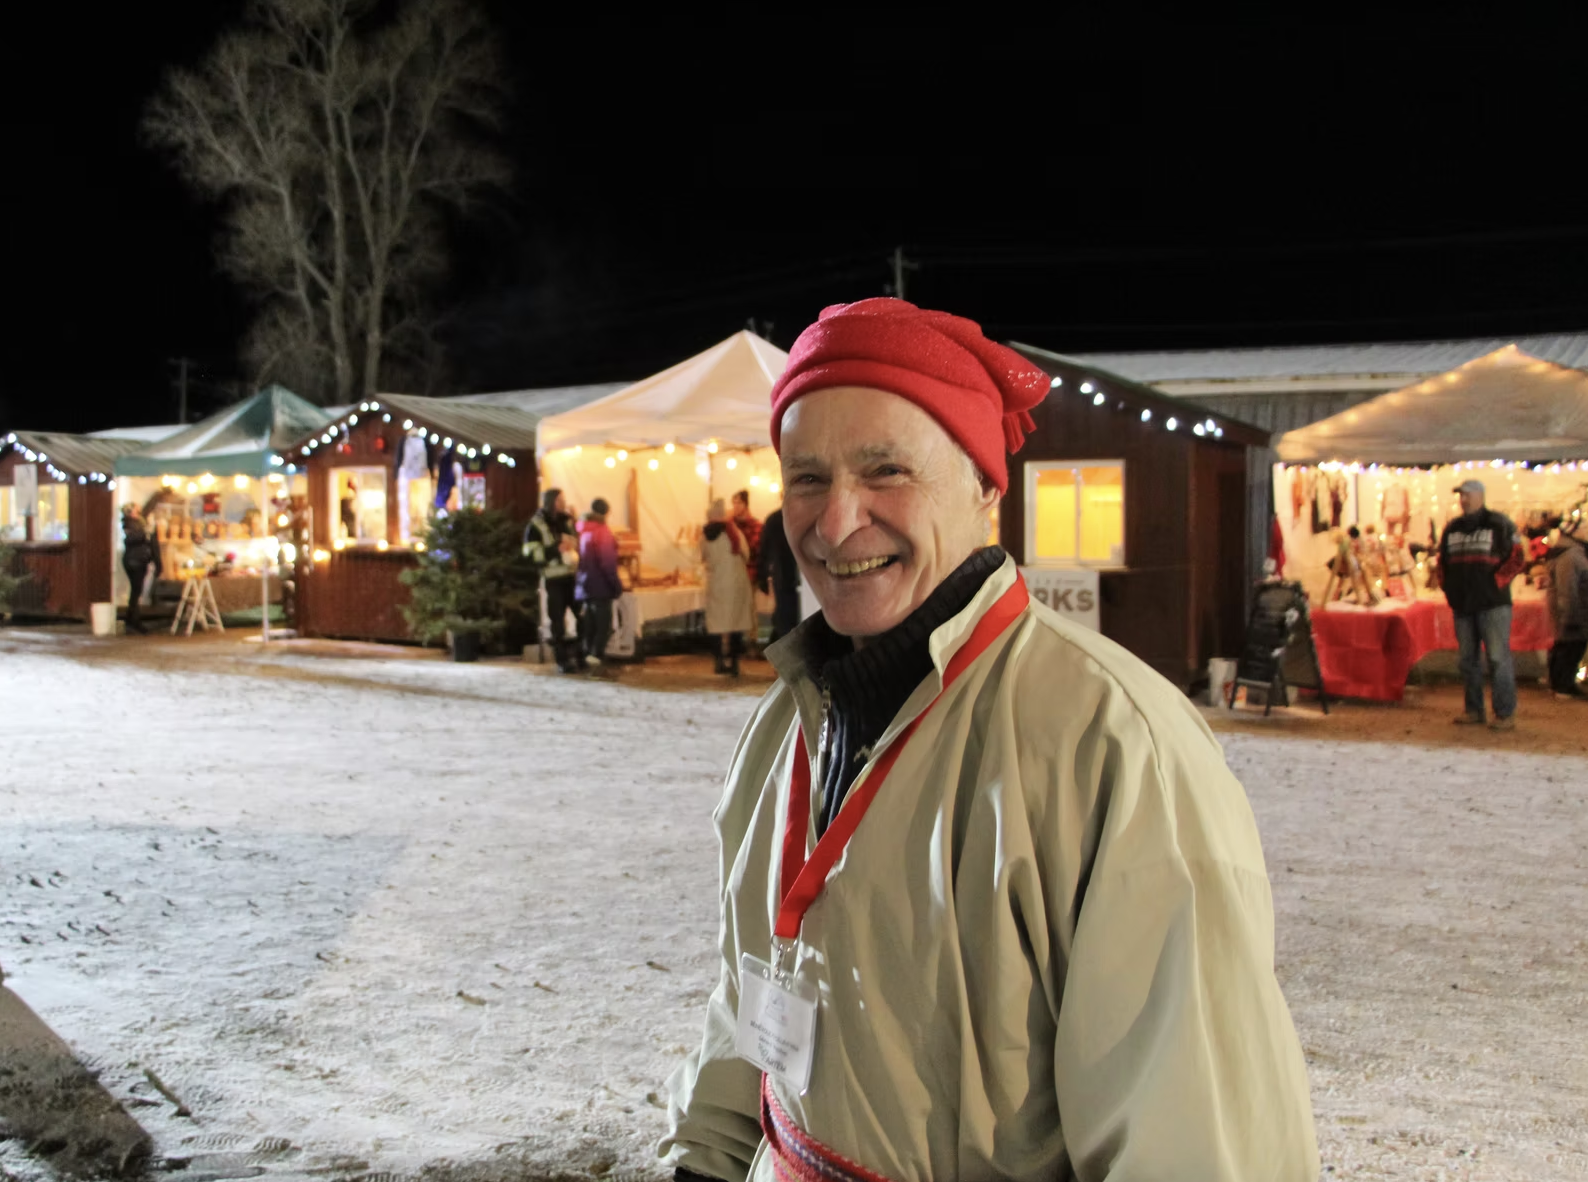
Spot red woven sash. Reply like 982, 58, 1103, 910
760, 1075, 895, 1182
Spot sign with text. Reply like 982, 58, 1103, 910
1020, 567, 1100, 631
15, 463, 37, 516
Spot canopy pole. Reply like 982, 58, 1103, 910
260, 475, 271, 643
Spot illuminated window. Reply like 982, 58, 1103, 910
1025, 461, 1124, 567
34, 483, 70, 541
0, 485, 21, 541
332, 467, 388, 543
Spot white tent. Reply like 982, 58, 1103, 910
538, 332, 789, 578
1272, 345, 1588, 598
1276, 344, 1588, 465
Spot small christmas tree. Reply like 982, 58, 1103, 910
0, 540, 28, 619
399, 507, 538, 646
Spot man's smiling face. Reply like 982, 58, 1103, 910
778, 386, 999, 643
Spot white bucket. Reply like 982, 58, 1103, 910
1207, 657, 1238, 707
90, 602, 118, 637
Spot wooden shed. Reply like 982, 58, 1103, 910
287, 394, 541, 642
1003, 345, 1272, 692
1, 432, 145, 620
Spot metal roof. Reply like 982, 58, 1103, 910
1009, 344, 1271, 448
374, 393, 542, 452
1064, 332, 1588, 385
451, 383, 629, 417
5, 431, 149, 477
86, 424, 186, 443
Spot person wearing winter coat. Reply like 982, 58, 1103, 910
730, 489, 763, 585
1544, 519, 1588, 698
1438, 478, 1527, 730
701, 499, 755, 675
525, 488, 581, 673
659, 299, 1318, 1182
575, 498, 622, 668
120, 504, 162, 634
757, 507, 801, 642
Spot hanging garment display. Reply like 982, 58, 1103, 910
1311, 470, 1330, 534
396, 434, 430, 541
1383, 483, 1410, 533
434, 446, 460, 510
1328, 472, 1347, 528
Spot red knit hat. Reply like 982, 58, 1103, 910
768, 298, 1051, 493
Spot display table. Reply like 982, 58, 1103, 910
607, 584, 707, 658
1312, 596, 1554, 701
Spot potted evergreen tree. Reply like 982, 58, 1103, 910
0, 540, 27, 622
399, 507, 538, 661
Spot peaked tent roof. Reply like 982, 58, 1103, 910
5, 431, 150, 477
1276, 345, 1588, 465
117, 385, 333, 477
536, 332, 789, 453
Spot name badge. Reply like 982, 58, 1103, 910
736, 953, 817, 1092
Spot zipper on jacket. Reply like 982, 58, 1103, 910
812, 685, 832, 827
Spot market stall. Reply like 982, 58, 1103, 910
115, 386, 330, 637
286, 392, 541, 642
1275, 344, 1588, 699
1005, 343, 1269, 691
536, 331, 790, 651
0, 431, 154, 620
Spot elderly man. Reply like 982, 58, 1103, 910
1438, 478, 1526, 729
659, 299, 1318, 1182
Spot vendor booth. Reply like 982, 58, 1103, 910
115, 386, 331, 635
536, 330, 790, 655
1007, 344, 1269, 691
1, 432, 152, 619
288, 393, 541, 642
1274, 344, 1588, 700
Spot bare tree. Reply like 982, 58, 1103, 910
144, 0, 507, 404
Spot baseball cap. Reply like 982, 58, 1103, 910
1452, 479, 1485, 497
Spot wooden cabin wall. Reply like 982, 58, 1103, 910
0, 454, 113, 618
1001, 389, 1252, 689
297, 414, 536, 642
1188, 442, 1254, 678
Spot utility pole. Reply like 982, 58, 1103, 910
168, 357, 192, 423
888, 246, 919, 301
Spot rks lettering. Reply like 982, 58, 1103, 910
1033, 587, 1095, 612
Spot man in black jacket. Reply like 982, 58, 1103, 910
1438, 479, 1526, 729
756, 507, 801, 642
524, 488, 580, 673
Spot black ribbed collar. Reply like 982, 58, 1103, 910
808, 546, 1006, 718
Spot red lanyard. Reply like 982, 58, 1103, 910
775, 576, 1030, 940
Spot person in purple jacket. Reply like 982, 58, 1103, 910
575, 497, 622, 670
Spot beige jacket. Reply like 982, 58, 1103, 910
660, 557, 1318, 1181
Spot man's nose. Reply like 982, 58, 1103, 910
815, 480, 870, 547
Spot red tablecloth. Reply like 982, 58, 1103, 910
1311, 598, 1554, 702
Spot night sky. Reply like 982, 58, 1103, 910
4, 12, 1585, 435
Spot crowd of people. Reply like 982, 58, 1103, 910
523, 483, 804, 678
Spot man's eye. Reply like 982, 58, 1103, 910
871, 465, 906, 479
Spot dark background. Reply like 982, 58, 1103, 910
4, 12, 1585, 434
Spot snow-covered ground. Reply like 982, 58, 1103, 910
1, 628, 1584, 1181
